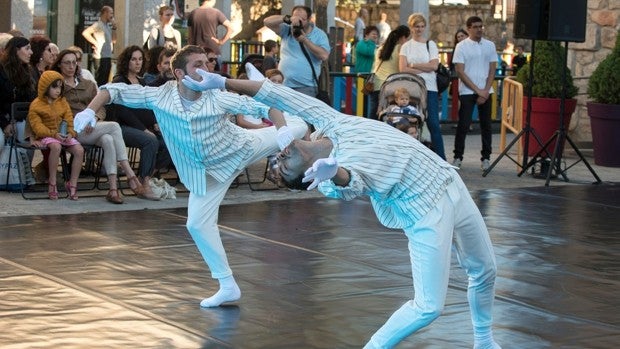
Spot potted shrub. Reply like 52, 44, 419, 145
516, 40, 578, 157
586, 34, 620, 167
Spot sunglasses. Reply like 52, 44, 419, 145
207, 57, 217, 63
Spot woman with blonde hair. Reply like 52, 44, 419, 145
399, 13, 446, 160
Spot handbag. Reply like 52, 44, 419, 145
362, 74, 375, 95
426, 41, 451, 94
299, 41, 331, 105
0, 144, 36, 191
362, 60, 383, 95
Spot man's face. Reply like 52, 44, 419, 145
104, 9, 114, 22
158, 55, 172, 76
177, 52, 210, 81
467, 21, 484, 41
276, 140, 311, 184
292, 8, 309, 28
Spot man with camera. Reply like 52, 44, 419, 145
264, 6, 330, 97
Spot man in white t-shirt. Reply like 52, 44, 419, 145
451, 16, 497, 171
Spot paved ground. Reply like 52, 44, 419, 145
1, 132, 618, 217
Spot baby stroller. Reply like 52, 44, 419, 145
377, 73, 428, 141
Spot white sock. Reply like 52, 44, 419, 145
473, 332, 501, 349
200, 276, 241, 308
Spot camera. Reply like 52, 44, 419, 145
292, 25, 304, 38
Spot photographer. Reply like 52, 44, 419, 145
264, 6, 330, 97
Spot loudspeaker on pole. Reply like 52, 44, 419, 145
514, 0, 586, 42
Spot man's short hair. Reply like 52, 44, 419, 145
281, 174, 311, 191
292, 5, 312, 19
364, 26, 378, 36
264, 40, 277, 53
171, 45, 205, 73
159, 48, 176, 64
466, 16, 483, 28
101, 6, 113, 15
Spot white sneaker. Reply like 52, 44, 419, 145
452, 158, 462, 169
481, 159, 491, 171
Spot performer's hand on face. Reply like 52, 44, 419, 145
302, 157, 338, 190
182, 68, 226, 91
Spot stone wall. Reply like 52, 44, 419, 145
569, 0, 618, 144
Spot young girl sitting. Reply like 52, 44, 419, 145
28, 70, 84, 200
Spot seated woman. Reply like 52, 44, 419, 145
107, 45, 172, 192
52, 48, 159, 203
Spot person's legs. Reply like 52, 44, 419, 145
478, 96, 493, 161
95, 57, 112, 86
453, 94, 476, 161
365, 189, 456, 348
368, 90, 380, 120
65, 143, 84, 200
426, 91, 446, 160
450, 173, 500, 349
121, 126, 160, 199
155, 133, 172, 172
78, 123, 118, 177
121, 126, 158, 180
187, 172, 241, 308
46, 142, 61, 199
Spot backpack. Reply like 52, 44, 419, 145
143, 28, 161, 50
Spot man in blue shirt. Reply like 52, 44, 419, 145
264, 6, 330, 97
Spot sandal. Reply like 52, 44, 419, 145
105, 189, 124, 204
128, 176, 160, 201
127, 176, 145, 196
48, 184, 58, 200
65, 182, 78, 201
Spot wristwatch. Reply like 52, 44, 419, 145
283, 15, 292, 24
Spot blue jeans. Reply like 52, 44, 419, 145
426, 91, 446, 160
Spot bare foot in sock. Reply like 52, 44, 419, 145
200, 284, 241, 308
474, 341, 501, 349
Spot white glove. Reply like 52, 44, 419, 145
277, 125, 294, 150
74, 108, 97, 133
245, 63, 265, 81
182, 68, 226, 91
302, 157, 338, 190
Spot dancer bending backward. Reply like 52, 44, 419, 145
182, 65, 501, 349
73, 45, 308, 308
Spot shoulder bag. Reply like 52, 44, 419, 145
426, 41, 450, 93
363, 60, 384, 95
299, 41, 331, 105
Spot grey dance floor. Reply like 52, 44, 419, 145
1, 184, 619, 348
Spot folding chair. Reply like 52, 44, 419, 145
5, 102, 70, 200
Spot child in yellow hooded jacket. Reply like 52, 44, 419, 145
28, 70, 84, 200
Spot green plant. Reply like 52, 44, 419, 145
515, 40, 578, 99
587, 34, 620, 105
